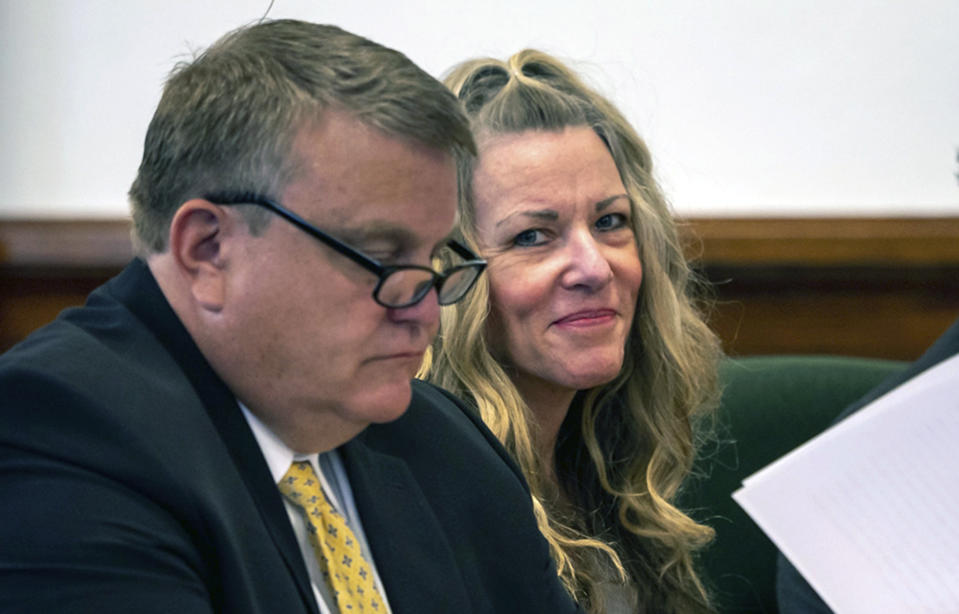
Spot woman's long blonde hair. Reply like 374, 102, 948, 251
420, 50, 722, 613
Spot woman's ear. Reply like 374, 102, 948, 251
168, 199, 233, 312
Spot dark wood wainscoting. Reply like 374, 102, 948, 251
684, 217, 959, 360
0, 220, 134, 353
2, 217, 958, 360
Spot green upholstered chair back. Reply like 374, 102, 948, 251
682, 355, 906, 614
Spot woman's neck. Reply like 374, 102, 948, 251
512, 375, 577, 484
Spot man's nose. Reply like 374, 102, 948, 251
386, 286, 441, 327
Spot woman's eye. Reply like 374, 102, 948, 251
513, 228, 546, 247
596, 213, 628, 231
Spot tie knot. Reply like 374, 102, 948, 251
278, 461, 324, 503
282, 460, 316, 481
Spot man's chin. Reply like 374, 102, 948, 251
354, 380, 413, 425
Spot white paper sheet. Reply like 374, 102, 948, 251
733, 352, 959, 614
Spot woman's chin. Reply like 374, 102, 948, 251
560, 364, 623, 391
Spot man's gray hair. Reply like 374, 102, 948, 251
129, 19, 475, 254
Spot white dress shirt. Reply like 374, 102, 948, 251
240, 404, 392, 614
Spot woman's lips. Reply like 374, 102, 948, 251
552, 309, 617, 327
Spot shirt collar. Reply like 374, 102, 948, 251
239, 402, 318, 483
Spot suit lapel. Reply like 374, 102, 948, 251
109, 260, 319, 614
340, 437, 473, 614
202, 395, 320, 614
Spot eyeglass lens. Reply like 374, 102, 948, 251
376, 265, 480, 308
437, 267, 479, 305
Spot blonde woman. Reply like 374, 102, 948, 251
420, 50, 722, 613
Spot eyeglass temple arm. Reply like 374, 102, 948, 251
203, 192, 385, 273
446, 239, 486, 265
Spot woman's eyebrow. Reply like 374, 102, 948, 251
493, 194, 630, 228
495, 208, 559, 228
595, 193, 631, 211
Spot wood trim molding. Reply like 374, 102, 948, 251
0, 219, 133, 271
680, 216, 959, 267
3, 216, 959, 270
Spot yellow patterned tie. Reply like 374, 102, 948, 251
278, 461, 386, 612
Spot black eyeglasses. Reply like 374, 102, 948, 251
205, 193, 486, 309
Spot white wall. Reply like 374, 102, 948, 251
1, 0, 957, 219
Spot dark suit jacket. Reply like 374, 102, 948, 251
0, 259, 579, 614
775, 317, 959, 614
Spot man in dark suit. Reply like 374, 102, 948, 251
0, 20, 579, 614
776, 317, 959, 613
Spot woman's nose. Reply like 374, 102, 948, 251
559, 230, 613, 291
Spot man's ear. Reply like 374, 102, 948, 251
168, 199, 236, 312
